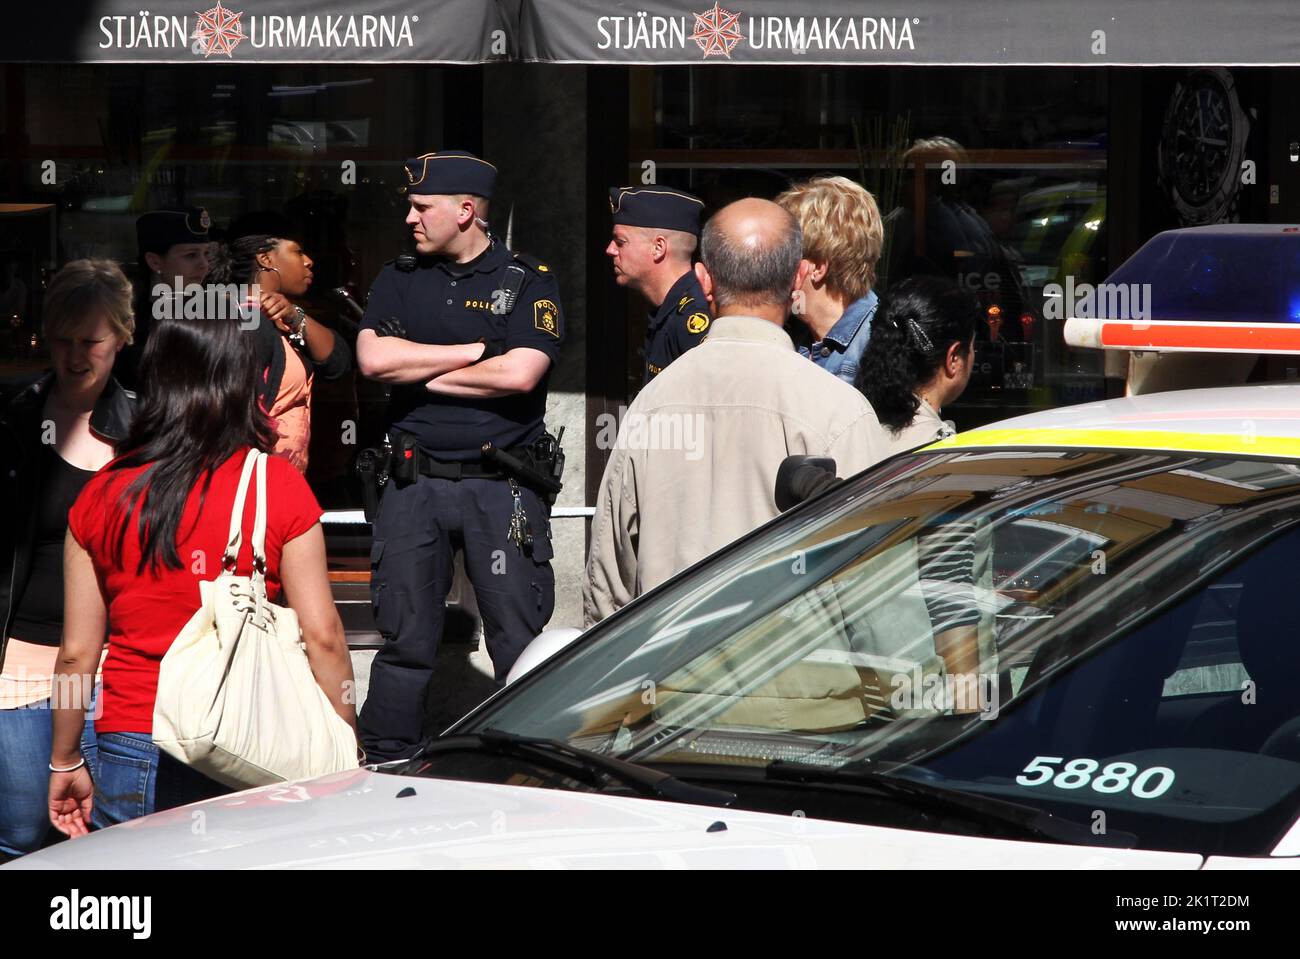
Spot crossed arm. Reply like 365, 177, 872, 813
355, 328, 486, 384
423, 348, 553, 398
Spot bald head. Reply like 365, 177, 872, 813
699, 198, 802, 312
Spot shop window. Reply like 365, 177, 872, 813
632, 66, 1110, 427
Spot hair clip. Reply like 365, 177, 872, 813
907, 318, 935, 353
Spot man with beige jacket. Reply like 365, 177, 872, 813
583, 198, 890, 626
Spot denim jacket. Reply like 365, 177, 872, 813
796, 290, 878, 385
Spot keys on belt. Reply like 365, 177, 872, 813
507, 479, 533, 550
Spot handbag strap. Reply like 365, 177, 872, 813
221, 449, 262, 572
251, 449, 269, 577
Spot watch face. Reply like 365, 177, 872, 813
1165, 72, 1236, 208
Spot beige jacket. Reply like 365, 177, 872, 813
879, 396, 955, 456
583, 315, 890, 626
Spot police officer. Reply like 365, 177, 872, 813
606, 186, 709, 384
355, 150, 564, 763
119, 207, 212, 392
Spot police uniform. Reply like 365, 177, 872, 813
357, 151, 564, 763
119, 206, 211, 393
609, 186, 709, 384
644, 270, 710, 383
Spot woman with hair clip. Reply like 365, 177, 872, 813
855, 275, 978, 456
858, 275, 985, 700
46, 313, 356, 832
208, 231, 351, 472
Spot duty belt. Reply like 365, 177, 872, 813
390, 431, 509, 482
416, 456, 504, 481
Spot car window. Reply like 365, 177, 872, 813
468, 450, 1300, 856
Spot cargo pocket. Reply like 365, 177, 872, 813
521, 490, 556, 624
369, 539, 390, 640
521, 490, 554, 565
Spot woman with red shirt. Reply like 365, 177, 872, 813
47, 313, 356, 834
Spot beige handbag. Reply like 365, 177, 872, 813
152, 449, 358, 789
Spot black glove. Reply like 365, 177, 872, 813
475, 338, 507, 363
375, 316, 408, 338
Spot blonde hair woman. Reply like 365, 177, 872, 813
775, 176, 885, 384
0, 259, 135, 859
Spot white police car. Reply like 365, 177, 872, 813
11, 226, 1300, 869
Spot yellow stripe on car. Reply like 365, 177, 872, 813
924, 428, 1300, 459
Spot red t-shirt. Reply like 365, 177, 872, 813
68, 448, 322, 734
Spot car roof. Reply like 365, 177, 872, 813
927, 383, 1300, 460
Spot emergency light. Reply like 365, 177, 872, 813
1063, 224, 1300, 355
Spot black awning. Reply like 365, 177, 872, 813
518, 0, 1300, 66
6, 0, 512, 63
12, 1, 1300, 66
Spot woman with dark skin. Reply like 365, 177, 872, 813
209, 233, 351, 472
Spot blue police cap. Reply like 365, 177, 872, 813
136, 207, 211, 255
404, 150, 496, 199
609, 186, 704, 236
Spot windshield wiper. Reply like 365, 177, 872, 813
405, 729, 736, 808
765, 760, 1135, 846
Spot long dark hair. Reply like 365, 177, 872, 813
206, 234, 280, 286
855, 276, 978, 432
107, 313, 276, 574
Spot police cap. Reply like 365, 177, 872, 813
136, 207, 211, 255
609, 186, 704, 236
405, 150, 496, 199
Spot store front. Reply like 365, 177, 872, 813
4, 1, 1300, 631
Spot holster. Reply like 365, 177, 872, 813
355, 442, 393, 523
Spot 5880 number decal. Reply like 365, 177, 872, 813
1015, 756, 1175, 799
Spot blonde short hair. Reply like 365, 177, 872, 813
42, 259, 135, 345
630, 224, 698, 262
775, 176, 883, 303
458, 194, 490, 222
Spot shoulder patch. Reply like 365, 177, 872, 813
686, 312, 710, 335
675, 295, 695, 314
513, 252, 551, 275
534, 299, 560, 338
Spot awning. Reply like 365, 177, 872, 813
11, 1, 1300, 66
518, 0, 1300, 66
6, 0, 512, 63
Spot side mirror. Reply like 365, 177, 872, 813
505, 627, 584, 685
774, 455, 839, 512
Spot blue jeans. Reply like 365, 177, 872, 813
91, 732, 228, 828
0, 698, 99, 859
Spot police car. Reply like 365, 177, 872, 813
10, 226, 1300, 869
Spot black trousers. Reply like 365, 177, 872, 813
357, 475, 555, 762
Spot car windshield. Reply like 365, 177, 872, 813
461, 448, 1300, 857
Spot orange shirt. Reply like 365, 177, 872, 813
270, 336, 312, 473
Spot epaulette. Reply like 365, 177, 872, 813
394, 254, 418, 273
512, 252, 552, 276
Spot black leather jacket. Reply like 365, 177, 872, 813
0, 372, 136, 671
